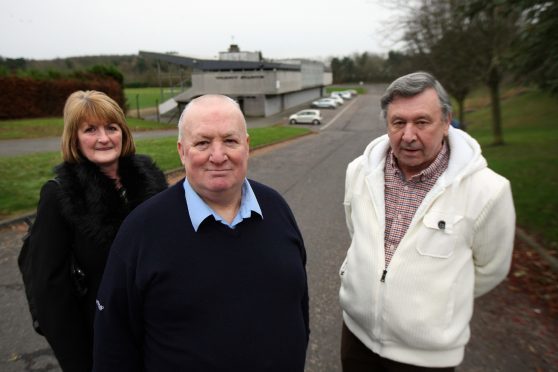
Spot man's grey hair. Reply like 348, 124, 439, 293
177, 94, 247, 141
380, 71, 452, 122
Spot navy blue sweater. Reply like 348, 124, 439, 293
93, 179, 309, 372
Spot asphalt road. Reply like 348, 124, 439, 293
248, 87, 387, 371
1, 86, 556, 371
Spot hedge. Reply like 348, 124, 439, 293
0, 76, 125, 120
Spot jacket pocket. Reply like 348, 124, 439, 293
416, 212, 463, 258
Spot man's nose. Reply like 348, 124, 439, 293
401, 123, 416, 142
209, 142, 227, 163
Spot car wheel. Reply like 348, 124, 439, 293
312, 119, 320, 125
289, 119, 297, 125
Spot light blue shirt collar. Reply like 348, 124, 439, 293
183, 178, 263, 231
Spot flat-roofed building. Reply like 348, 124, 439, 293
140, 45, 332, 117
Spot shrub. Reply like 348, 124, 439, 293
0, 75, 125, 119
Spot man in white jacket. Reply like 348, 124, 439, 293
339, 72, 515, 371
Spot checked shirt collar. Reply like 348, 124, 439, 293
383, 140, 450, 267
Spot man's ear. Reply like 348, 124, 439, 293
177, 141, 185, 166
444, 113, 452, 135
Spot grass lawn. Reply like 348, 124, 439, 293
0, 117, 173, 140
0, 126, 309, 218
465, 89, 558, 249
125, 87, 182, 110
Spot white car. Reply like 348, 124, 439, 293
329, 94, 344, 105
289, 109, 323, 125
339, 91, 352, 100
311, 98, 337, 109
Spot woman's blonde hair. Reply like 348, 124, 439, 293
61, 90, 135, 163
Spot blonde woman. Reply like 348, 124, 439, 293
28, 90, 167, 371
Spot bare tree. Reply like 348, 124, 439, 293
400, 0, 484, 131
465, 0, 521, 144
398, 0, 521, 143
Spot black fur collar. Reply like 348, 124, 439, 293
54, 155, 167, 245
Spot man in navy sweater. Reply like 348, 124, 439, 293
93, 94, 309, 371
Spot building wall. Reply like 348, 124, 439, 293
301, 61, 327, 89
237, 87, 321, 117
275, 70, 302, 93
323, 72, 333, 86
192, 70, 304, 96
264, 96, 282, 116
275, 59, 328, 89
283, 87, 321, 109
242, 96, 266, 117
219, 51, 261, 61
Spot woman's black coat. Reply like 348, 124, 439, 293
29, 155, 167, 372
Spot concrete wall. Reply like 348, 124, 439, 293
264, 95, 282, 116
219, 51, 260, 61
192, 70, 303, 95
236, 87, 321, 117
242, 96, 266, 117
283, 87, 321, 110
275, 59, 330, 89
323, 72, 333, 85
192, 71, 269, 95
301, 61, 327, 89
275, 70, 302, 93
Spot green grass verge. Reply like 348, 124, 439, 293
125, 87, 180, 110
0, 126, 309, 218
465, 89, 558, 249
0, 117, 173, 140
0, 117, 64, 139
248, 126, 310, 149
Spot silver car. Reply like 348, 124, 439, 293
329, 94, 344, 105
311, 98, 337, 109
289, 109, 323, 125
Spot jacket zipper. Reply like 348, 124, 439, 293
380, 269, 388, 282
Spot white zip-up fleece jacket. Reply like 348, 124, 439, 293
339, 126, 515, 367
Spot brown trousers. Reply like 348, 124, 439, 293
341, 322, 456, 372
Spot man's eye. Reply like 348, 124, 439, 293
195, 141, 209, 147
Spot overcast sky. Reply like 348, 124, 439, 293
1, 0, 404, 61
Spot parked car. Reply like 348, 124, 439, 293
311, 98, 337, 109
332, 91, 352, 100
329, 94, 344, 105
289, 109, 323, 125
